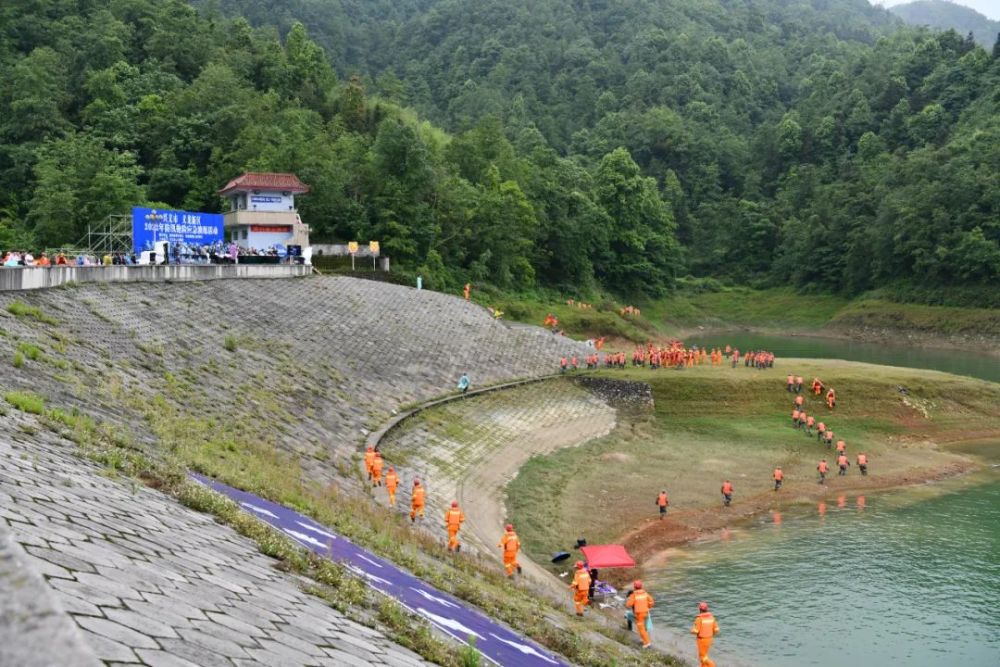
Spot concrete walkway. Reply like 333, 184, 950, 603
193, 474, 568, 667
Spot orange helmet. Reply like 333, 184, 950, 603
633, 580, 642, 590
699, 601, 709, 612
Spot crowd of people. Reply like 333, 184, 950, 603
0, 241, 299, 269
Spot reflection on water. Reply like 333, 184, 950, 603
688, 332, 1000, 383
645, 475, 1000, 667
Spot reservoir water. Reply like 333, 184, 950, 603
644, 334, 1000, 666
687, 332, 1000, 383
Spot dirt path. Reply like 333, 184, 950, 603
456, 413, 617, 596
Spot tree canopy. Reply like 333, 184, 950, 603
1, 0, 997, 299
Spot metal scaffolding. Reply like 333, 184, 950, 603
71, 214, 134, 256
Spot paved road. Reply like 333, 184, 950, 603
191, 474, 567, 667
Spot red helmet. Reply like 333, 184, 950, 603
575, 561, 584, 569
451, 500, 458, 508
366, 446, 373, 451
388, 467, 395, 472
699, 601, 709, 612
413, 479, 420, 486
633, 580, 642, 590
505, 524, 513, 531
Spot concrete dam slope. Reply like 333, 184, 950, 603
0, 275, 592, 666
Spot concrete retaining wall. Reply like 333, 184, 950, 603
0, 264, 310, 291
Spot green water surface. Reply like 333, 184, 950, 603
687, 332, 1000, 383
646, 472, 1000, 666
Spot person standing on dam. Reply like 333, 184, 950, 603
409, 479, 426, 522
444, 500, 465, 552
721, 480, 734, 506
385, 466, 399, 506
569, 561, 591, 616
497, 524, 522, 577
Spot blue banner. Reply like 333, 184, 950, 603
131, 207, 224, 252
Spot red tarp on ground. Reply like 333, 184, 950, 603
579, 544, 636, 569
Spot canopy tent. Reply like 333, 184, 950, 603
579, 544, 636, 569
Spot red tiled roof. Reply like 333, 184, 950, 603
218, 172, 310, 195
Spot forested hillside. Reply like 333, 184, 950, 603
1, 0, 998, 301
890, 0, 999, 46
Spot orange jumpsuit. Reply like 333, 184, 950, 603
691, 612, 720, 666
410, 485, 425, 522
385, 470, 399, 506
626, 589, 654, 647
827, 389, 836, 409
371, 455, 383, 486
364, 448, 375, 480
445, 506, 465, 551
498, 530, 521, 576
570, 569, 591, 615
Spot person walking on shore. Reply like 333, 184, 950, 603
626, 581, 654, 649
691, 601, 720, 667
656, 490, 669, 519
721, 480, 734, 506
773, 467, 783, 491
818, 459, 829, 484
857, 453, 869, 476
364, 446, 376, 481
838, 454, 850, 476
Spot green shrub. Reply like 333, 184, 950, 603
4, 390, 45, 414
12, 352, 23, 368
17, 342, 43, 361
6, 301, 59, 325
223, 335, 239, 352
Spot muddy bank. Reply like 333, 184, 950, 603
619, 456, 980, 569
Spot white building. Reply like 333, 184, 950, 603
219, 172, 311, 250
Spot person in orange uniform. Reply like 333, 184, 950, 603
791, 408, 800, 428
463, 283, 471, 300
836, 439, 846, 457
826, 388, 837, 409
786, 374, 795, 392
773, 467, 783, 491
498, 524, 522, 577
385, 467, 399, 506
656, 490, 669, 519
837, 454, 850, 476
691, 601, 720, 666
805, 414, 815, 435
371, 452, 384, 487
364, 446, 376, 481
444, 500, 465, 552
795, 376, 804, 393
817, 459, 829, 484
825, 429, 834, 448
794, 394, 804, 409
409, 479, 425, 522
625, 580, 654, 648
721, 480, 734, 506
569, 561, 591, 616
812, 378, 823, 395
817, 421, 826, 443
857, 453, 869, 476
